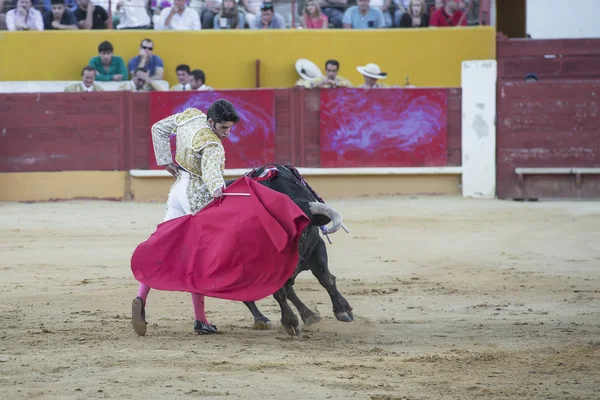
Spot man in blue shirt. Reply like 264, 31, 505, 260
342, 0, 384, 29
128, 38, 165, 80
249, 2, 285, 29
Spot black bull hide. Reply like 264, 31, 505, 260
225, 164, 354, 336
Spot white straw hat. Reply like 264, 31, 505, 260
356, 63, 388, 80
295, 59, 323, 80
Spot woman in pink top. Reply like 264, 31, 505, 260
301, 0, 328, 29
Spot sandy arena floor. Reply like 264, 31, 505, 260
1, 196, 599, 400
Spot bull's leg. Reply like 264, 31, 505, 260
309, 239, 354, 322
273, 287, 301, 336
284, 283, 322, 326
243, 301, 272, 330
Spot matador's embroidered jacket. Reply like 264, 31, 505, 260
151, 108, 225, 213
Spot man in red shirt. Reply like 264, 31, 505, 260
430, 0, 467, 27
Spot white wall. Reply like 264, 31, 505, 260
526, 0, 600, 39
461, 60, 497, 198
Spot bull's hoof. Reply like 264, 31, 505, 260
284, 325, 302, 337
334, 312, 353, 322
252, 317, 272, 330
347, 310, 355, 321
304, 314, 322, 326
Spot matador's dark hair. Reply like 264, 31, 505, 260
207, 99, 240, 125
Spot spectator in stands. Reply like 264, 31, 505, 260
199, 0, 219, 28
369, 0, 391, 27
128, 39, 165, 80
357, 63, 389, 88
297, 59, 353, 88
342, 0, 384, 29
398, 0, 428, 27
214, 0, 245, 29
320, 0, 349, 29
189, 69, 213, 90
300, 0, 327, 29
120, 67, 163, 91
392, 0, 409, 27
5, 0, 44, 30
524, 73, 539, 82
155, 0, 201, 29
43, 0, 78, 29
65, 66, 105, 92
250, 2, 284, 29
170, 64, 192, 90
429, 0, 466, 27
240, 0, 262, 27
115, 0, 152, 29
74, 0, 107, 29
89, 41, 128, 82
41, 0, 76, 12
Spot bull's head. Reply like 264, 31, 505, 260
242, 165, 343, 235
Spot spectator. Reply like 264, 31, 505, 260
155, 0, 201, 30
392, 0, 408, 27
43, 0, 78, 29
320, 0, 349, 29
240, 0, 262, 27
128, 38, 165, 80
88, 41, 128, 82
40, 0, 76, 12
73, 0, 107, 29
429, 0, 466, 27
5, 0, 44, 30
189, 69, 213, 90
249, 2, 284, 29
119, 67, 163, 91
399, 0, 428, 28
170, 64, 192, 90
300, 0, 327, 29
342, 0, 384, 29
524, 73, 539, 82
199, 0, 219, 28
356, 63, 389, 88
115, 0, 152, 29
214, 0, 245, 29
297, 59, 352, 88
369, 0, 391, 28
65, 66, 105, 92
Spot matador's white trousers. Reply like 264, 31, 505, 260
164, 171, 192, 221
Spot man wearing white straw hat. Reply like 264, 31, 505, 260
356, 63, 390, 88
131, 99, 241, 337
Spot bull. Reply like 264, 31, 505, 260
226, 164, 354, 336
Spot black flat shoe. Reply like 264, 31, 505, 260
132, 297, 147, 336
194, 320, 217, 334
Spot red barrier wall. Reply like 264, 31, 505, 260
497, 80, 600, 199
496, 37, 600, 199
497, 38, 600, 81
0, 88, 462, 173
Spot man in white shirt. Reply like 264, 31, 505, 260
115, 0, 151, 29
155, 0, 201, 30
6, 0, 44, 31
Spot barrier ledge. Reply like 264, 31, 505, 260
128, 167, 463, 201
130, 167, 463, 177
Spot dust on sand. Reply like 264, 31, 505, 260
1, 197, 599, 400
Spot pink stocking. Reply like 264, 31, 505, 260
191, 293, 209, 323
137, 283, 151, 304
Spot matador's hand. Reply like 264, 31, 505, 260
213, 185, 224, 199
165, 163, 179, 178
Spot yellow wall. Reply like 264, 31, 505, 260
0, 27, 495, 89
0, 172, 127, 202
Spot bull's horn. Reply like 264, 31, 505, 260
309, 202, 342, 234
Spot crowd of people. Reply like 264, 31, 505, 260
1, 0, 474, 30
